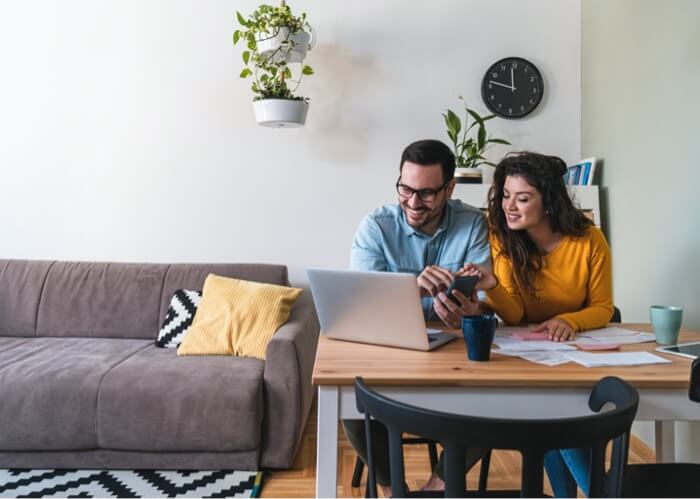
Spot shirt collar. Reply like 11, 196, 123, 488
399, 200, 452, 238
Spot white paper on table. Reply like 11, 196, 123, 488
497, 341, 576, 352
426, 328, 443, 335
493, 349, 571, 366
564, 351, 672, 367
570, 327, 655, 346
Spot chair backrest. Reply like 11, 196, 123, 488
690, 358, 700, 403
355, 376, 639, 498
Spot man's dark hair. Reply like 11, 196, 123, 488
399, 139, 455, 182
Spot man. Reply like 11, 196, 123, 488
345, 139, 491, 492
350, 138, 490, 327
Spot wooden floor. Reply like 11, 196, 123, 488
260, 397, 656, 497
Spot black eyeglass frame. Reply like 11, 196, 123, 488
395, 177, 451, 203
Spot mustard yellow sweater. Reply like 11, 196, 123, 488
486, 226, 613, 332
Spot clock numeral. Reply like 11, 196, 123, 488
492, 72, 498, 78
520, 105, 525, 111
525, 67, 529, 72
497, 103, 502, 108
533, 88, 538, 93
508, 108, 513, 114
529, 99, 534, 104
488, 84, 492, 89
500, 64, 506, 71
512, 62, 518, 69
490, 95, 495, 100
530, 77, 535, 82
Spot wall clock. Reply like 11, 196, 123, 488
481, 57, 544, 119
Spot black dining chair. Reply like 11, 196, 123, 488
619, 357, 700, 497
355, 376, 639, 498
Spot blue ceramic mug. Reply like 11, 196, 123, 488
462, 314, 498, 361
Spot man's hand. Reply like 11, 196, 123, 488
417, 265, 454, 297
459, 263, 498, 291
531, 318, 575, 342
433, 290, 480, 329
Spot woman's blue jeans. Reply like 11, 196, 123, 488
544, 448, 591, 498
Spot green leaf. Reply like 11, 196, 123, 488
240, 68, 253, 78
242, 51, 250, 64
284, 67, 292, 78
247, 38, 256, 51
487, 138, 511, 145
478, 125, 486, 150
467, 109, 485, 127
236, 12, 248, 27
233, 30, 240, 45
446, 109, 461, 136
447, 130, 457, 144
301, 65, 314, 75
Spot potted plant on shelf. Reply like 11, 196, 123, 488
443, 97, 511, 183
233, 1, 315, 128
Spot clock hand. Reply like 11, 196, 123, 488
489, 80, 514, 90
510, 67, 515, 92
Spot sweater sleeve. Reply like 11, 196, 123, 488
556, 228, 614, 331
485, 241, 525, 325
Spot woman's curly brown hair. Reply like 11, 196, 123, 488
487, 152, 593, 295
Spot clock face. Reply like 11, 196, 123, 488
481, 57, 544, 119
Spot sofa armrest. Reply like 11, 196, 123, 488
260, 289, 320, 468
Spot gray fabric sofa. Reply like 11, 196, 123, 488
0, 259, 320, 470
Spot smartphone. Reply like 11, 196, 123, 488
445, 275, 479, 305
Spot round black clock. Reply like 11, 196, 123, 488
481, 57, 544, 119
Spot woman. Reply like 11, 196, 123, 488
467, 151, 614, 497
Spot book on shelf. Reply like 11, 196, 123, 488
565, 157, 597, 186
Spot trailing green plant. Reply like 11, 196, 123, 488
443, 97, 511, 168
233, 3, 314, 101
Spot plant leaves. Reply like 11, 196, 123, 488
284, 67, 292, 79
236, 12, 248, 27
233, 30, 240, 45
467, 109, 485, 127
446, 109, 461, 136
242, 51, 250, 64
301, 65, 314, 75
478, 125, 486, 150
240, 68, 253, 78
487, 138, 511, 145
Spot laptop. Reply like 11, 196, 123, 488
306, 268, 458, 351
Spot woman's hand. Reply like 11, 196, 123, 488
433, 290, 480, 329
459, 263, 498, 291
531, 318, 575, 342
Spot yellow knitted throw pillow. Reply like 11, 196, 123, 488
177, 274, 301, 360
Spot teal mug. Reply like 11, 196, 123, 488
649, 305, 683, 345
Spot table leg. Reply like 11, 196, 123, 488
316, 385, 339, 498
654, 420, 675, 463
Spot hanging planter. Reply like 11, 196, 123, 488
256, 27, 314, 64
233, 1, 315, 128
253, 99, 308, 128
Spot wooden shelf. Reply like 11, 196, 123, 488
453, 184, 601, 227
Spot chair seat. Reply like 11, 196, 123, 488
622, 463, 700, 497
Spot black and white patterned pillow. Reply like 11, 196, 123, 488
156, 289, 202, 348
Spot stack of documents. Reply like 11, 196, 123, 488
492, 326, 666, 367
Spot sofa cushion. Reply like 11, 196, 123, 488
97, 345, 264, 452
176, 275, 302, 360
0, 338, 150, 451
155, 289, 202, 348
0, 259, 54, 337
36, 262, 169, 339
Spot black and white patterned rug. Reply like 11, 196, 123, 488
0, 469, 262, 498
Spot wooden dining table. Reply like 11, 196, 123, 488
311, 323, 700, 498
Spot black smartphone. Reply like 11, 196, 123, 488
445, 275, 479, 305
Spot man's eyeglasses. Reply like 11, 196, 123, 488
395, 178, 449, 203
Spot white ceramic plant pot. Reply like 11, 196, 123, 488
257, 28, 313, 64
253, 99, 309, 128
454, 168, 483, 184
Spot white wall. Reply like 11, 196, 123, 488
582, 0, 700, 458
0, 0, 581, 284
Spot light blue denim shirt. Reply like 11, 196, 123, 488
349, 199, 491, 319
